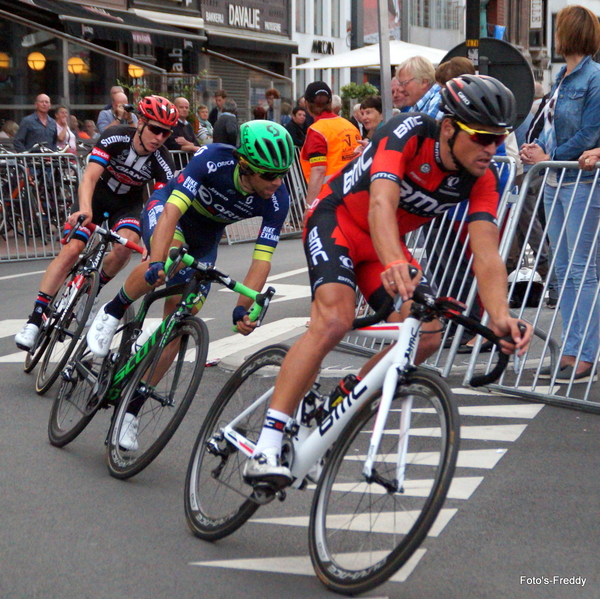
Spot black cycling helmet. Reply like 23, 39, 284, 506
441, 75, 517, 129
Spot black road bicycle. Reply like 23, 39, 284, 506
24, 215, 143, 395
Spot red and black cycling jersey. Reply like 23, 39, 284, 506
310, 112, 500, 236
88, 125, 175, 207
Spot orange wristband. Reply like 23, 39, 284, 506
384, 259, 406, 271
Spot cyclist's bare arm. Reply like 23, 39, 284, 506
68, 162, 104, 227
234, 258, 271, 335
368, 178, 421, 300
469, 219, 532, 354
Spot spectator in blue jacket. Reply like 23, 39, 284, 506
13, 94, 57, 152
522, 4, 600, 383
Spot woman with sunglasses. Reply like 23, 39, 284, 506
243, 74, 533, 485
15, 96, 177, 353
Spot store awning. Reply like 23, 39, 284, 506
204, 26, 298, 55
293, 40, 447, 70
16, 0, 206, 49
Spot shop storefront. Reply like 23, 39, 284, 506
199, 0, 297, 121
0, 0, 205, 122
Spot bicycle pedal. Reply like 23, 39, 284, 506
248, 482, 280, 505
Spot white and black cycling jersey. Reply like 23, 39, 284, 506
88, 125, 175, 209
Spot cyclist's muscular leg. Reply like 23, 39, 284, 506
269, 283, 357, 417
101, 228, 141, 278
38, 239, 86, 297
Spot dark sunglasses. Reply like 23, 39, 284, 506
258, 170, 289, 181
455, 121, 508, 147
146, 123, 172, 138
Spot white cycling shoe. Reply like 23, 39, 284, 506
86, 304, 119, 357
76, 296, 101, 328
243, 449, 292, 486
119, 413, 139, 452
15, 323, 40, 351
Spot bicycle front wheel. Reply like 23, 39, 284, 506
48, 337, 106, 447
106, 316, 208, 479
36, 270, 99, 395
185, 344, 288, 541
309, 369, 460, 596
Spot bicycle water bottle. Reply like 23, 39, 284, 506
327, 374, 360, 413
132, 322, 161, 354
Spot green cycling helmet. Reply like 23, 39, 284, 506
237, 121, 294, 173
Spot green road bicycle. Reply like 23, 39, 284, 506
48, 246, 275, 480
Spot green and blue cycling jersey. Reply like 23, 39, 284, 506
142, 143, 290, 291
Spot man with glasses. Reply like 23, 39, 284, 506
396, 55, 442, 117
243, 75, 533, 485
86, 120, 294, 358
15, 96, 177, 351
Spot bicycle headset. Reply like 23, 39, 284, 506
439, 74, 517, 172
234, 121, 295, 176
136, 95, 179, 153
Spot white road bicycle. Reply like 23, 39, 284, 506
184, 280, 513, 595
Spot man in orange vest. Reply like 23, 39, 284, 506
300, 82, 362, 208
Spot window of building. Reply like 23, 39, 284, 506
411, 0, 459, 29
296, 0, 305, 33
315, 0, 323, 35
295, 58, 308, 100
331, 0, 340, 37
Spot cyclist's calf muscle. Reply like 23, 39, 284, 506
38, 238, 86, 297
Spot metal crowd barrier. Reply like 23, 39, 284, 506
0, 151, 83, 262
468, 161, 600, 413
224, 146, 306, 244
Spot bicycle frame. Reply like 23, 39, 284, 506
221, 316, 422, 491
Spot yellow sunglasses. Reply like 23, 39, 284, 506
455, 120, 509, 147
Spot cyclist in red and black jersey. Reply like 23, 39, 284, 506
244, 75, 534, 484
15, 96, 177, 351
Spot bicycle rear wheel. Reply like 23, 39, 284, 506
309, 369, 460, 595
106, 316, 208, 479
36, 270, 99, 395
185, 344, 287, 541
48, 337, 106, 447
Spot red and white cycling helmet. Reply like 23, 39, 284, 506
137, 95, 179, 128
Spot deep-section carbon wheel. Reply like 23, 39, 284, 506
48, 337, 106, 447
106, 317, 208, 479
184, 344, 288, 541
308, 369, 460, 595
36, 270, 99, 395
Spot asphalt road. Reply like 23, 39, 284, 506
1, 238, 599, 599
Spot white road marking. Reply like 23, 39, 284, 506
206, 317, 307, 362
394, 424, 527, 442
190, 548, 427, 584
302, 477, 482, 500
344, 448, 507, 469
400, 404, 544, 419
267, 267, 308, 282
251, 508, 457, 537
0, 270, 46, 281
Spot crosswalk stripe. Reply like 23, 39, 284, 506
303, 477, 482, 500
384, 424, 527, 442
190, 547, 427, 584
344, 448, 507, 469
251, 508, 457, 537
401, 404, 543, 419
206, 317, 307, 362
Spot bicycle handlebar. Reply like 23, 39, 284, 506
60, 218, 144, 254
165, 246, 275, 331
351, 275, 520, 387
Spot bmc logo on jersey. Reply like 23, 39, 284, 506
399, 179, 458, 216
393, 115, 423, 140
343, 152, 373, 194
308, 227, 329, 266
